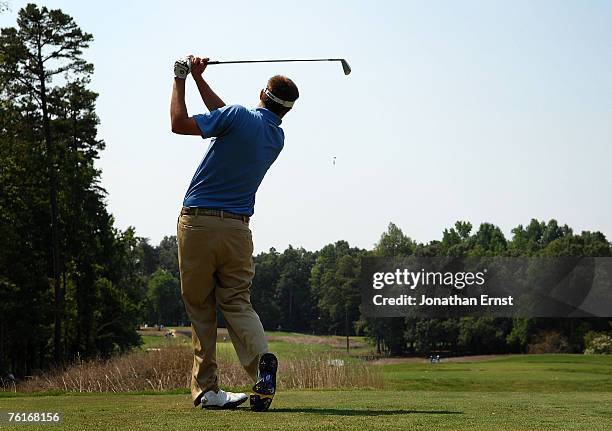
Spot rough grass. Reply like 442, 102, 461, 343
7, 346, 383, 394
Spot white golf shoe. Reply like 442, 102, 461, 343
201, 389, 248, 409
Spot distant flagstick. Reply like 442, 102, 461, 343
206, 58, 352, 76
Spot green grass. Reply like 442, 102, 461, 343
1, 390, 611, 430
3, 333, 612, 430
158, 328, 374, 361
382, 354, 612, 392
267, 339, 336, 357
215, 339, 330, 359
138, 334, 190, 349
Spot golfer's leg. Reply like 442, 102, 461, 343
224, 317, 264, 381
186, 293, 217, 405
215, 222, 268, 380
177, 216, 219, 406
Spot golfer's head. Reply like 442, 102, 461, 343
260, 75, 299, 118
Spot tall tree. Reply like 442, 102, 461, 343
146, 269, 184, 326
360, 223, 416, 355
0, 94, 51, 375
251, 248, 282, 329
310, 241, 364, 335
2, 5, 142, 374
158, 236, 179, 277
275, 246, 316, 332
0, 3, 93, 361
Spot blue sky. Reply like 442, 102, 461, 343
2, 1, 611, 252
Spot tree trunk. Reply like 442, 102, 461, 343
37, 39, 62, 364
0, 319, 4, 371
288, 289, 293, 329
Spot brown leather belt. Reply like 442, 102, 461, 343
180, 207, 249, 223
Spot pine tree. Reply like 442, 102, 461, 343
0, 3, 93, 361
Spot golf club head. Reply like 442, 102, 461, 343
340, 59, 351, 75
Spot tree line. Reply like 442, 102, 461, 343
360, 221, 611, 355
136, 219, 612, 358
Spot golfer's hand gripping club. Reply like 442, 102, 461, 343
190, 56, 209, 78
173, 57, 191, 79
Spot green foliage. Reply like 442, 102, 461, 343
310, 241, 364, 335
0, 4, 141, 375
457, 318, 508, 354
374, 222, 416, 257
275, 246, 317, 332
146, 269, 185, 326
362, 223, 416, 355
406, 319, 459, 354
92, 278, 141, 356
584, 332, 612, 355
359, 219, 612, 356
158, 236, 180, 277
506, 318, 535, 352
250, 246, 317, 332
251, 248, 282, 329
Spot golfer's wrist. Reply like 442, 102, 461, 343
193, 74, 205, 83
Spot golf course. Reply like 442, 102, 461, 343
1, 331, 611, 430
2, 2, 612, 430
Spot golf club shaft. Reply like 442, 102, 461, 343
206, 58, 343, 65
205, 58, 351, 75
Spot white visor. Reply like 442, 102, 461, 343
264, 88, 295, 108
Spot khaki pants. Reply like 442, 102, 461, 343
177, 212, 268, 406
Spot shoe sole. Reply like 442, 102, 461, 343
250, 353, 278, 412
249, 393, 273, 412
202, 396, 248, 410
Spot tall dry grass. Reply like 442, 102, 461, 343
7, 347, 383, 393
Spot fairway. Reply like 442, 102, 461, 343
2, 2, 611, 430
382, 354, 612, 392
1, 390, 611, 431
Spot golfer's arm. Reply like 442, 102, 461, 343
170, 78, 200, 135
194, 76, 226, 111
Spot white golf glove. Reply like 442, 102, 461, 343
174, 57, 191, 79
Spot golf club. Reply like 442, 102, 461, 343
205, 58, 352, 76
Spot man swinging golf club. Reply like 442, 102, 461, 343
171, 55, 298, 411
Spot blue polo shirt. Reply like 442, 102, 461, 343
182, 105, 284, 216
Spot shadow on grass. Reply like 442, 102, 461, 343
263, 408, 462, 416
